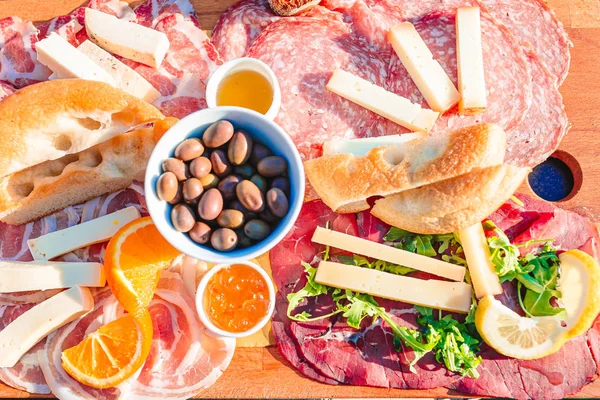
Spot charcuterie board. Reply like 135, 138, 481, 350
0, 0, 599, 398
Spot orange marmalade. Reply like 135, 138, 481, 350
216, 69, 273, 115
203, 264, 270, 333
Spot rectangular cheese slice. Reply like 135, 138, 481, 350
35, 33, 117, 85
0, 261, 105, 292
458, 223, 502, 298
456, 7, 487, 115
388, 23, 461, 112
28, 207, 140, 260
312, 227, 466, 281
77, 40, 161, 102
326, 69, 439, 132
323, 132, 425, 156
0, 286, 94, 368
315, 261, 472, 313
85, 8, 170, 68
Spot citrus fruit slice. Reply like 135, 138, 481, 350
475, 295, 564, 359
62, 309, 153, 389
556, 249, 600, 338
104, 216, 180, 314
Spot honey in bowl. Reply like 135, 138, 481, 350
203, 263, 270, 333
216, 69, 273, 115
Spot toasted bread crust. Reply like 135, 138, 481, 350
0, 79, 163, 178
371, 164, 530, 234
0, 123, 165, 225
304, 123, 507, 213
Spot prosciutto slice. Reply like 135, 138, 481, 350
39, 273, 235, 400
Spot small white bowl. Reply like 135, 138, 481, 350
195, 261, 276, 338
206, 57, 282, 121
144, 106, 305, 264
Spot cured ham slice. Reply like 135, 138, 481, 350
40, 273, 235, 400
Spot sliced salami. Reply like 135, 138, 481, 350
477, 0, 571, 84
211, 0, 279, 61
505, 50, 569, 167
386, 9, 532, 136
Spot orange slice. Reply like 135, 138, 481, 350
104, 216, 180, 314
62, 309, 153, 389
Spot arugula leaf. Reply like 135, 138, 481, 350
338, 254, 414, 276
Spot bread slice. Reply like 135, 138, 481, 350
371, 164, 529, 234
0, 79, 163, 178
304, 123, 506, 213
268, 0, 321, 16
0, 120, 174, 225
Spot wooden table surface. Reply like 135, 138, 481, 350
1, 0, 600, 398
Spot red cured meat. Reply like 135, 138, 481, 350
211, 0, 279, 61
134, 0, 196, 27
505, 50, 569, 167
386, 10, 532, 138
0, 80, 15, 100
0, 304, 50, 394
247, 17, 391, 162
477, 0, 571, 84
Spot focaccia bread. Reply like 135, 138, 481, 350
304, 123, 506, 213
0, 79, 163, 178
371, 164, 529, 234
0, 119, 176, 225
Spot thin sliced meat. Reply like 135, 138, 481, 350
477, 0, 571, 84
0, 304, 50, 394
505, 50, 569, 167
0, 17, 50, 87
134, 0, 196, 27
129, 272, 235, 399
247, 16, 389, 162
211, 0, 278, 61
0, 80, 15, 100
386, 9, 532, 138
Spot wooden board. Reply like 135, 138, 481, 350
0, 0, 599, 398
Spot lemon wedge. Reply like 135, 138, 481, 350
475, 249, 600, 360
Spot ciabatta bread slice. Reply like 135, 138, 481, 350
0, 79, 163, 178
0, 118, 176, 225
268, 0, 321, 16
304, 123, 506, 213
371, 164, 529, 234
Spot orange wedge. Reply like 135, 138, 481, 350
104, 216, 180, 314
62, 309, 153, 389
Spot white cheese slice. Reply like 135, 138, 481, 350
28, 207, 140, 261
315, 261, 472, 313
85, 8, 170, 68
35, 33, 117, 85
458, 223, 503, 298
322, 132, 424, 156
326, 69, 440, 132
312, 227, 466, 282
456, 7, 487, 115
388, 23, 461, 113
0, 261, 105, 292
77, 40, 161, 102
0, 286, 94, 368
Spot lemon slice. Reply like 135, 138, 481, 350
475, 295, 565, 359
557, 249, 600, 338
476, 249, 600, 360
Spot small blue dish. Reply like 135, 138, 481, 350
145, 106, 305, 264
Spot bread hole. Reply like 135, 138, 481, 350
79, 148, 103, 168
12, 182, 34, 199
76, 117, 103, 131
383, 147, 405, 166
527, 150, 582, 202
53, 134, 73, 152
45, 154, 79, 177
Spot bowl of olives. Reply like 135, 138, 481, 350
145, 106, 305, 264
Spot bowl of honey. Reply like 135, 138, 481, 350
196, 261, 275, 338
206, 57, 281, 120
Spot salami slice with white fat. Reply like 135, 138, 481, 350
505, 50, 569, 167
386, 9, 532, 136
477, 0, 571, 84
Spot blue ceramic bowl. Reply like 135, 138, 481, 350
145, 106, 305, 264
